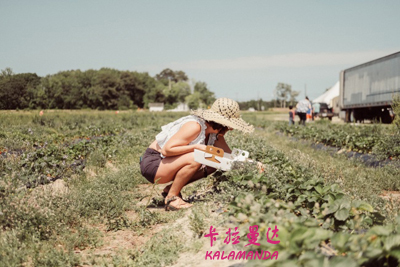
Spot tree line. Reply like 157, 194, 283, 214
238, 83, 299, 111
0, 68, 216, 110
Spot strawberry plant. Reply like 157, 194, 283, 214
216, 132, 399, 266
276, 122, 400, 159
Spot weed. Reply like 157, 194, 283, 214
189, 207, 206, 238
59, 226, 103, 250
0, 231, 29, 267
32, 242, 80, 267
87, 149, 107, 168
133, 229, 184, 266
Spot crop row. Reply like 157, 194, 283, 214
0, 111, 185, 190
0, 111, 185, 151
276, 122, 400, 159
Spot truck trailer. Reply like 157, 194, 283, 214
339, 51, 400, 123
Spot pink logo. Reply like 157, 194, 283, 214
224, 227, 240, 245
245, 225, 260, 247
266, 225, 280, 244
204, 226, 219, 247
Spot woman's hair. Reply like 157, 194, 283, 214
206, 120, 230, 135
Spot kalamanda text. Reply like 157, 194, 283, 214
205, 250, 278, 260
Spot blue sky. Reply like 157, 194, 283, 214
1, 1, 399, 101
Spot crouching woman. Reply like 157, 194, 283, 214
139, 98, 254, 211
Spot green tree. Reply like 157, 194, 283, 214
238, 99, 273, 111
289, 90, 300, 106
164, 81, 191, 106
120, 71, 159, 108
88, 68, 121, 109
143, 83, 166, 108
0, 68, 41, 109
186, 91, 201, 109
174, 70, 189, 82
275, 83, 292, 108
0, 67, 216, 111
77, 69, 97, 108
194, 81, 215, 107
155, 68, 188, 85
55, 70, 83, 109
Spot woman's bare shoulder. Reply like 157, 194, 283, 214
180, 121, 202, 136
164, 120, 202, 147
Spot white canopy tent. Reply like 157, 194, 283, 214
312, 81, 340, 108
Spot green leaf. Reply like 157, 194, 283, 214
345, 218, 355, 230
352, 200, 374, 212
278, 260, 299, 267
323, 193, 335, 202
314, 185, 323, 195
369, 226, 392, 236
322, 219, 332, 229
324, 202, 340, 215
298, 251, 318, 261
298, 258, 323, 267
338, 198, 351, 210
330, 183, 339, 192
331, 232, 350, 251
358, 203, 374, 212
364, 247, 383, 258
309, 229, 332, 243
299, 208, 309, 217
351, 199, 362, 208
390, 249, 400, 260
308, 196, 317, 203
334, 208, 350, 221
384, 235, 400, 251
296, 194, 307, 204
328, 256, 358, 267
335, 193, 345, 200
290, 227, 309, 244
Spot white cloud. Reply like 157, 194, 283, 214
139, 50, 398, 71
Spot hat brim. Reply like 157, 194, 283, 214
191, 109, 254, 133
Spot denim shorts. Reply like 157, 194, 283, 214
140, 148, 162, 183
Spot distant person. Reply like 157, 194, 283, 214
306, 102, 313, 121
313, 102, 320, 120
306, 108, 311, 121
296, 97, 311, 126
289, 105, 295, 125
311, 106, 315, 121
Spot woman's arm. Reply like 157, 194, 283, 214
213, 133, 232, 154
215, 132, 264, 173
161, 121, 206, 157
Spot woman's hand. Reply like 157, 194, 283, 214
195, 144, 207, 151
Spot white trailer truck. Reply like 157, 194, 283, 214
339, 51, 400, 123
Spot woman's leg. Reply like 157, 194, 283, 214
156, 139, 228, 204
162, 166, 215, 195
154, 152, 202, 198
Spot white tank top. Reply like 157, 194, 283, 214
156, 115, 217, 157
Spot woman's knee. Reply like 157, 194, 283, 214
185, 152, 202, 169
157, 152, 201, 180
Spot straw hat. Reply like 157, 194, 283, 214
191, 98, 254, 133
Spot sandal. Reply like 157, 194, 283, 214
165, 196, 193, 211
161, 185, 183, 199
